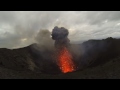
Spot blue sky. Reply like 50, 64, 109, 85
0, 11, 120, 49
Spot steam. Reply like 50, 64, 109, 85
34, 29, 54, 51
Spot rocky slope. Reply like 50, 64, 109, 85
0, 37, 120, 79
0, 56, 120, 79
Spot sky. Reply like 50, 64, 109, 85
0, 11, 120, 49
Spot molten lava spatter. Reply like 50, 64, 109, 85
58, 47, 76, 73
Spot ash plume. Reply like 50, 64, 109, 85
51, 26, 81, 61
34, 29, 54, 51
29, 29, 60, 74
51, 26, 70, 48
51, 26, 78, 73
52, 26, 69, 40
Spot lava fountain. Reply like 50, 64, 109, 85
51, 26, 76, 73
58, 47, 76, 73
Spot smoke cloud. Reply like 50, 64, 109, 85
34, 29, 54, 51
52, 26, 69, 40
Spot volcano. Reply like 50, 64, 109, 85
0, 34, 120, 78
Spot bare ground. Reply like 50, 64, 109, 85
0, 57, 120, 79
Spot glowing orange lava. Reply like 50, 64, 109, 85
58, 47, 76, 73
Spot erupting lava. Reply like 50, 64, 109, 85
58, 47, 76, 73
52, 26, 77, 73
